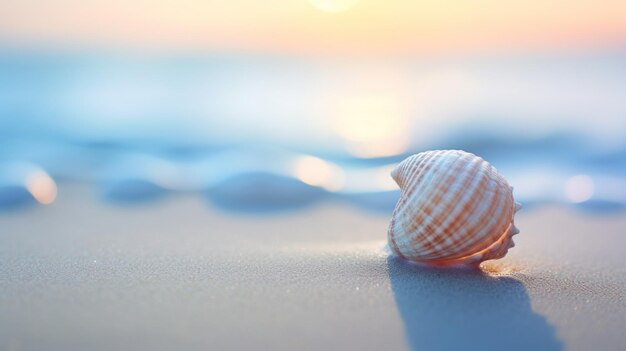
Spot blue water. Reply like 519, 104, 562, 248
1, 51, 625, 213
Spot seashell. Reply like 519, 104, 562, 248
387, 150, 521, 267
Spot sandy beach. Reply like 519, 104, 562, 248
1, 184, 625, 351
2, 0, 626, 349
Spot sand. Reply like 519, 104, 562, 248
1, 184, 625, 351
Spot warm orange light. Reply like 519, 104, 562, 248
480, 262, 523, 277
1, 0, 625, 55
293, 156, 345, 191
308, 0, 359, 13
25, 170, 57, 205
329, 96, 411, 158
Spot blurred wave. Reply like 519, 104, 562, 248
0, 51, 625, 213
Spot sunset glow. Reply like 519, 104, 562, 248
0, 0, 624, 55
308, 0, 359, 13
329, 96, 411, 158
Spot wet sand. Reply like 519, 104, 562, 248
1, 184, 625, 351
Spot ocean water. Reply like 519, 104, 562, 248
0, 51, 625, 213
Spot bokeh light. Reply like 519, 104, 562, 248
293, 156, 345, 191
329, 96, 411, 158
0, 0, 625, 211
565, 175, 595, 203
25, 170, 57, 205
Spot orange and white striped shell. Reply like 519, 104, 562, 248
387, 150, 521, 266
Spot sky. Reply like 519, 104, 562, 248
0, 0, 625, 55
1, 0, 626, 159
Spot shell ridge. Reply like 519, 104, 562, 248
397, 150, 444, 214
415, 156, 488, 259
453, 175, 507, 259
425, 155, 486, 256
402, 150, 454, 216
399, 151, 452, 255
410, 154, 481, 258
428, 221, 514, 266
446, 167, 502, 257
389, 154, 429, 256
393, 151, 449, 256
473, 220, 515, 262
388, 173, 416, 258
396, 151, 469, 258
458, 171, 514, 260
418, 159, 492, 260
392, 154, 420, 188
387, 150, 519, 266
387, 203, 407, 259
399, 153, 429, 194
